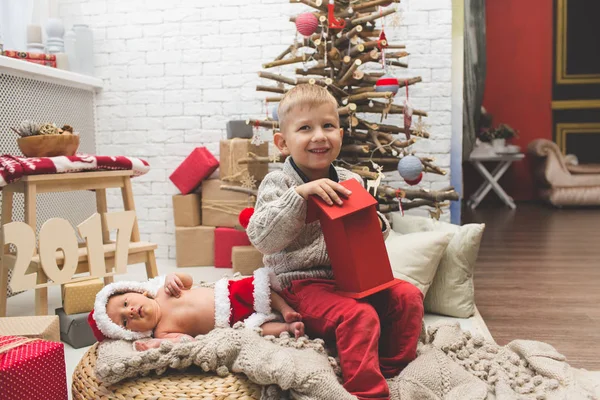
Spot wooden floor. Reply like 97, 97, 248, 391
463, 202, 600, 371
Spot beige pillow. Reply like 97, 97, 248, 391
391, 213, 485, 318
385, 230, 453, 296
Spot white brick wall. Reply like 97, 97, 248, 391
58, 0, 454, 259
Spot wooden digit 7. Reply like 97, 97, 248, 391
4, 211, 135, 292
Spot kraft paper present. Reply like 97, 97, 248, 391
173, 193, 202, 227
176, 226, 215, 267
201, 179, 253, 228
219, 138, 268, 184
232, 246, 264, 276
62, 278, 104, 315
0, 316, 60, 342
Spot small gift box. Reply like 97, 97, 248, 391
169, 147, 219, 195
232, 245, 264, 276
0, 336, 68, 400
219, 138, 268, 184
173, 193, 202, 227
175, 226, 215, 267
201, 179, 253, 228
214, 228, 251, 268
62, 278, 104, 315
0, 316, 60, 342
55, 308, 97, 349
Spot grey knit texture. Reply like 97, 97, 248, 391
246, 157, 391, 290
96, 321, 599, 400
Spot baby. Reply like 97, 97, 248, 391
88, 268, 304, 351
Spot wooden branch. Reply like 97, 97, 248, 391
385, 44, 407, 49
328, 84, 350, 98
378, 185, 459, 202
378, 200, 444, 213
347, 91, 394, 102
289, 0, 326, 11
387, 60, 408, 68
347, 43, 365, 57
357, 101, 428, 117
263, 55, 306, 69
385, 51, 409, 59
296, 77, 332, 86
266, 96, 283, 102
350, 167, 378, 180
334, 25, 363, 47
256, 85, 287, 94
420, 158, 446, 175
341, 144, 371, 154
350, 86, 375, 95
338, 59, 362, 86
274, 45, 294, 61
220, 185, 258, 197
373, 121, 430, 138
258, 71, 296, 86
296, 67, 329, 76
246, 119, 279, 129
350, 8, 395, 25
358, 29, 381, 39
338, 103, 357, 116
362, 40, 384, 53
354, 0, 400, 11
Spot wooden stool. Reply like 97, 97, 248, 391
0, 170, 158, 317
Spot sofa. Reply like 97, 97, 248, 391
528, 138, 600, 206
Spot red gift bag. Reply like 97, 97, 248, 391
0, 336, 68, 400
169, 147, 219, 194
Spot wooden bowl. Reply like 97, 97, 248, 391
17, 134, 80, 157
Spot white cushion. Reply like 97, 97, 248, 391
391, 214, 485, 318
385, 230, 453, 296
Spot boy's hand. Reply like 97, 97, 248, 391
295, 179, 352, 206
164, 273, 185, 297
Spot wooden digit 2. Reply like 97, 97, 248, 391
4, 211, 135, 292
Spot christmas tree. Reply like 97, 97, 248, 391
247, 0, 458, 218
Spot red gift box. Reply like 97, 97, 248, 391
306, 178, 399, 299
214, 227, 251, 268
169, 147, 219, 195
0, 336, 68, 400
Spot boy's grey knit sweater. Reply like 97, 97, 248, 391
246, 157, 390, 290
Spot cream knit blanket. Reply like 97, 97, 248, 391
96, 322, 600, 399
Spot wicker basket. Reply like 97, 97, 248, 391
17, 134, 80, 157
72, 344, 262, 400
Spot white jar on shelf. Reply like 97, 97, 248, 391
64, 28, 78, 72
73, 24, 93, 76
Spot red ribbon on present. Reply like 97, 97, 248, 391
395, 189, 405, 216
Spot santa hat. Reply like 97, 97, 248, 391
88, 275, 165, 342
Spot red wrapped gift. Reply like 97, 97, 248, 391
169, 147, 219, 195
214, 227, 251, 268
0, 336, 68, 400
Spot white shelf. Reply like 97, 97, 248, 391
0, 56, 103, 92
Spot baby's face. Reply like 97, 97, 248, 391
106, 292, 159, 333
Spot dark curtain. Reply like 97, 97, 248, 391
463, 0, 486, 157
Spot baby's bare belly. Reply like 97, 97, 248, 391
154, 287, 215, 337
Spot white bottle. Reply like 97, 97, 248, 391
64, 28, 78, 72
73, 24, 93, 76
45, 18, 65, 54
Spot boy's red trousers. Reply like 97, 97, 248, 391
279, 278, 424, 400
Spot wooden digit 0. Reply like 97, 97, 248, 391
38, 218, 79, 285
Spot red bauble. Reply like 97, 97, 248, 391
295, 12, 319, 36
404, 172, 423, 186
238, 207, 255, 229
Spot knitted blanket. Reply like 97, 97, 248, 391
0, 154, 149, 187
96, 322, 600, 400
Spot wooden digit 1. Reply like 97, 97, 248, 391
2, 211, 135, 292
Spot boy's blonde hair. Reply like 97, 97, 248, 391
278, 84, 339, 131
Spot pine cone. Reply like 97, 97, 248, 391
15, 120, 40, 137
61, 125, 74, 134
38, 123, 60, 135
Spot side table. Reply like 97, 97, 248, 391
0, 170, 158, 317
467, 153, 525, 210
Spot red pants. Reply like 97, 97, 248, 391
279, 278, 424, 400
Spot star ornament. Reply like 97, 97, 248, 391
413, 115, 430, 137
240, 173, 257, 190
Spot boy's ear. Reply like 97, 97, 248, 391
339, 128, 344, 138
274, 132, 290, 156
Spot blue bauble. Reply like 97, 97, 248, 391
397, 155, 423, 181
375, 75, 399, 95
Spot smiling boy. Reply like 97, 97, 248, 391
246, 84, 424, 399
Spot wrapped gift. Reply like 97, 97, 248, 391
201, 179, 253, 228
173, 193, 202, 227
214, 228, 251, 268
55, 308, 96, 349
219, 139, 269, 184
176, 226, 215, 267
232, 246, 264, 275
226, 120, 253, 139
0, 316, 60, 342
0, 336, 68, 400
169, 147, 219, 194
62, 278, 104, 315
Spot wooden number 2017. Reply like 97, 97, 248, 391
3, 211, 135, 292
